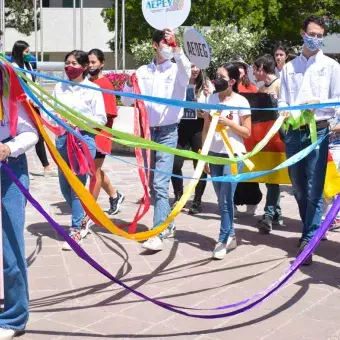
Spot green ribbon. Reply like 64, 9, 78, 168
5, 56, 286, 166
283, 109, 317, 143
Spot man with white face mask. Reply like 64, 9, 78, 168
279, 15, 340, 265
122, 28, 191, 252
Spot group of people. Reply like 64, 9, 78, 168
0, 13, 340, 340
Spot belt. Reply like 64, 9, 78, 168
150, 123, 178, 131
299, 120, 329, 130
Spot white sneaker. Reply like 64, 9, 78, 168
160, 224, 176, 239
226, 236, 237, 251
0, 329, 18, 340
80, 215, 92, 238
44, 168, 58, 178
62, 228, 83, 251
141, 236, 163, 251
212, 242, 227, 260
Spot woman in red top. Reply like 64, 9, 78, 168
88, 49, 124, 215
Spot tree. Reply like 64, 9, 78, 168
102, 0, 340, 52
5, 0, 39, 36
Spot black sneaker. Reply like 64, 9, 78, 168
258, 216, 273, 234
297, 240, 313, 266
108, 191, 125, 215
189, 201, 202, 215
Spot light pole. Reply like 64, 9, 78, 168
80, 0, 83, 50
34, 0, 38, 61
122, 0, 125, 71
73, 0, 76, 49
115, 0, 118, 71
0, 0, 5, 54
40, 0, 43, 62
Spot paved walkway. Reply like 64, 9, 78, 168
20, 148, 340, 340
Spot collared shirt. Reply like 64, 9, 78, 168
0, 97, 38, 157
122, 50, 191, 127
278, 50, 340, 121
52, 78, 107, 127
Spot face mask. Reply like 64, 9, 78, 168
65, 65, 84, 80
23, 54, 32, 63
214, 78, 229, 93
303, 34, 323, 52
88, 68, 102, 76
160, 45, 174, 60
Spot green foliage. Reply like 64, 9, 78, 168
131, 22, 265, 78
102, 0, 340, 54
5, 0, 40, 36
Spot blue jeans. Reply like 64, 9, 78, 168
210, 152, 244, 244
149, 124, 178, 229
0, 153, 29, 330
264, 184, 282, 219
284, 127, 329, 242
56, 133, 96, 229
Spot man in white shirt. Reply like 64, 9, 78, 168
279, 15, 340, 265
122, 28, 191, 251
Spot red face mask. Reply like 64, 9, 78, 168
65, 65, 84, 80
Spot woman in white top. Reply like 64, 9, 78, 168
203, 63, 251, 260
0, 91, 38, 338
171, 63, 214, 214
11, 40, 58, 179
53, 50, 107, 251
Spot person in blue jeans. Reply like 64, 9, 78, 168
203, 63, 251, 260
52, 50, 107, 250
122, 28, 191, 252
279, 14, 340, 265
0, 93, 38, 338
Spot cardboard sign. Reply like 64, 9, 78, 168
183, 27, 211, 69
142, 0, 191, 30
182, 85, 197, 120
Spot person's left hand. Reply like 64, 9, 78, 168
0, 143, 11, 161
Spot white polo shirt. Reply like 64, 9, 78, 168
122, 50, 191, 127
278, 50, 340, 121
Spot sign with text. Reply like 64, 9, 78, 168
182, 85, 197, 120
183, 28, 211, 69
142, 0, 191, 30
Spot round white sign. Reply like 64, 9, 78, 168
183, 27, 211, 69
142, 0, 191, 30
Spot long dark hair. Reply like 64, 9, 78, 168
234, 62, 252, 88
221, 63, 240, 93
64, 50, 89, 78
12, 40, 36, 81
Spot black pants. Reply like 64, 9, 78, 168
35, 133, 50, 168
171, 121, 207, 202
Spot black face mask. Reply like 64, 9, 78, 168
88, 68, 102, 76
214, 78, 229, 93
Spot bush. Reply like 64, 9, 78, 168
130, 22, 266, 78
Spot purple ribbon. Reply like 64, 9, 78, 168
3, 161, 340, 318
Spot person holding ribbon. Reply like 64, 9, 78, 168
203, 63, 251, 260
252, 54, 283, 232
279, 15, 340, 265
11, 40, 58, 180
86, 48, 124, 217
171, 63, 213, 215
122, 28, 191, 252
52, 50, 107, 251
0, 65, 38, 339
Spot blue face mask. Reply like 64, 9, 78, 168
303, 34, 323, 51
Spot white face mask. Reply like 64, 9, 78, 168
160, 45, 174, 60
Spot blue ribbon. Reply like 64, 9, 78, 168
11, 64, 340, 112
